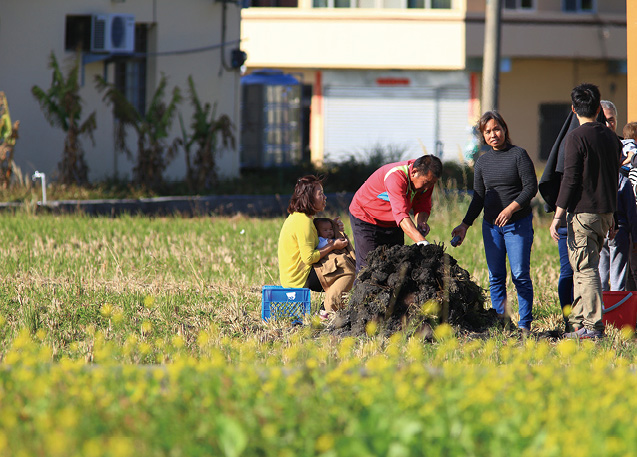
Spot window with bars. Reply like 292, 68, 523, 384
563, 0, 595, 13
249, 0, 298, 6
114, 24, 147, 116
312, 0, 451, 8
504, 0, 534, 10
539, 103, 571, 161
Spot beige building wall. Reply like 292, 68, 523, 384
494, 58, 627, 165
467, 0, 625, 15
628, 1, 637, 121
242, 0, 627, 166
242, 9, 467, 70
465, 10, 626, 59
1, 0, 242, 182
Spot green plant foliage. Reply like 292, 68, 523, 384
0, 92, 19, 188
95, 73, 182, 191
177, 75, 236, 192
31, 52, 96, 185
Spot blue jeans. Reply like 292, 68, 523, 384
599, 227, 630, 291
483, 214, 534, 329
557, 226, 574, 308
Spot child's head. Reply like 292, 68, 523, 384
314, 218, 334, 239
623, 122, 637, 141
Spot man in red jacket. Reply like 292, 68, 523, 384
349, 154, 443, 275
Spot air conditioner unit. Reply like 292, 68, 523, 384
91, 14, 135, 54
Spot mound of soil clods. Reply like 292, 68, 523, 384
329, 243, 498, 337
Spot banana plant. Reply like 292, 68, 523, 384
31, 52, 96, 185
96, 73, 181, 191
177, 75, 235, 192
0, 92, 19, 188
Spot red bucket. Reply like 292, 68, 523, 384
602, 291, 637, 330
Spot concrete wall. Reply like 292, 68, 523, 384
241, 9, 467, 70
495, 58, 627, 164
0, 0, 243, 183
467, 0, 625, 15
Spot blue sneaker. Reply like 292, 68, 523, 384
564, 327, 603, 339
580, 328, 604, 339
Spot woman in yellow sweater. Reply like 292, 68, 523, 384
278, 175, 351, 317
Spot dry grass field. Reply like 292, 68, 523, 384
0, 192, 636, 456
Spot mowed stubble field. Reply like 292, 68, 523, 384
1, 191, 637, 456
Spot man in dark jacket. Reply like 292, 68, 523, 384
549, 83, 621, 339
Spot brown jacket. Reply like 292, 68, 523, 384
314, 219, 356, 291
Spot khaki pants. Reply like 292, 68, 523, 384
567, 212, 614, 331
324, 273, 355, 312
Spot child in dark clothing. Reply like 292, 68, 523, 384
599, 172, 637, 290
622, 123, 637, 290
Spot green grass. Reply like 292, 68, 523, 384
1, 191, 637, 456
0, 190, 622, 358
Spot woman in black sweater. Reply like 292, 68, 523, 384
452, 111, 538, 332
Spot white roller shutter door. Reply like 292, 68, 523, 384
323, 86, 436, 163
323, 83, 471, 164
437, 87, 473, 162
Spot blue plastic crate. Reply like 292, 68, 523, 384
261, 286, 311, 322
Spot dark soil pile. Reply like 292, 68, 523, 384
328, 243, 499, 337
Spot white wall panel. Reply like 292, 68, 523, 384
322, 75, 471, 164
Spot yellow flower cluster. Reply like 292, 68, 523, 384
0, 327, 636, 456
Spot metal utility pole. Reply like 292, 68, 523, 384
628, 1, 637, 121
482, 0, 503, 113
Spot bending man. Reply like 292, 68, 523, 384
349, 154, 443, 275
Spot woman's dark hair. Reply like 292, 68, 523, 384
571, 83, 600, 118
287, 175, 325, 216
477, 111, 512, 147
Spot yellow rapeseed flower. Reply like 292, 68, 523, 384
35, 328, 46, 341
315, 434, 335, 452
619, 325, 634, 341
85, 324, 96, 336
143, 295, 156, 309
13, 329, 32, 350
141, 321, 153, 335
433, 323, 453, 341
100, 303, 113, 318
109, 436, 134, 457
262, 423, 277, 440
82, 439, 103, 457
556, 339, 577, 358
139, 342, 152, 355
197, 330, 210, 347
337, 337, 355, 359
112, 311, 124, 325
0, 431, 8, 453
46, 431, 70, 457
421, 299, 440, 315
58, 407, 78, 429
172, 335, 185, 349
405, 337, 424, 361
